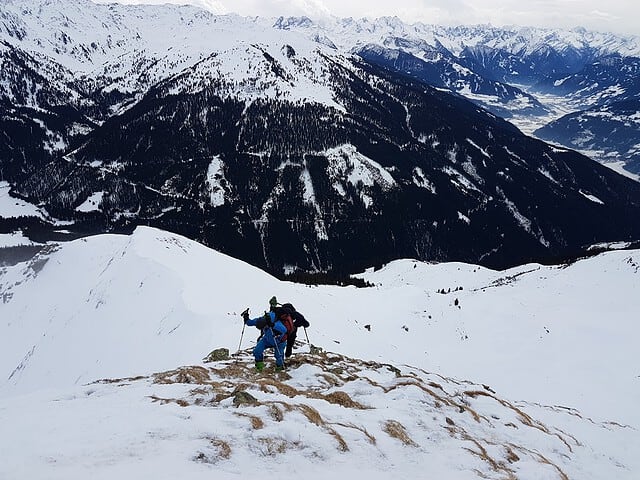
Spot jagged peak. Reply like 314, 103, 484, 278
274, 15, 315, 29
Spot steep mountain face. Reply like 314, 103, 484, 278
357, 43, 548, 119
458, 43, 588, 84
2, 0, 640, 275
534, 54, 640, 104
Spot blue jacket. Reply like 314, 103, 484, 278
245, 311, 287, 344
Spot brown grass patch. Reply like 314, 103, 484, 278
214, 362, 253, 379
319, 373, 344, 387
194, 437, 232, 464
329, 428, 349, 452
297, 403, 323, 426
332, 422, 377, 445
257, 437, 288, 456
505, 446, 520, 464
154, 366, 211, 385
210, 438, 232, 460
462, 437, 503, 472
322, 391, 368, 409
149, 395, 190, 407
92, 375, 147, 385
389, 380, 482, 422
234, 412, 265, 429
258, 378, 300, 398
293, 403, 349, 451
383, 420, 418, 447
269, 403, 285, 422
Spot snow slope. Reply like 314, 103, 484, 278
0, 227, 638, 478
1, 0, 348, 104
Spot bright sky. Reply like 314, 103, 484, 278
92, 0, 640, 35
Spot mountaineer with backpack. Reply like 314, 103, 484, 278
242, 304, 295, 371
281, 302, 310, 358
266, 297, 311, 357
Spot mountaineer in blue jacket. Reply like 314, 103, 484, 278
242, 305, 293, 371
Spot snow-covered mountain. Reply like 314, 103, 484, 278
2, 0, 640, 276
1, 226, 638, 478
274, 16, 640, 170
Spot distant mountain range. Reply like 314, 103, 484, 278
273, 17, 640, 171
1, 0, 640, 275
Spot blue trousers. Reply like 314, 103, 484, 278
254, 336, 287, 367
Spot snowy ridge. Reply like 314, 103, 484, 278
274, 17, 640, 60
0, 227, 638, 478
160, 39, 348, 108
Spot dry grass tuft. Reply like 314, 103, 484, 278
189, 387, 210, 396
213, 361, 252, 379
92, 375, 147, 385
194, 437, 232, 464
210, 438, 232, 460
383, 420, 418, 447
505, 445, 520, 464
319, 373, 344, 387
322, 390, 367, 409
268, 404, 285, 422
258, 377, 301, 397
463, 438, 502, 472
149, 395, 190, 407
297, 403, 324, 426
293, 403, 349, 451
154, 366, 211, 385
333, 422, 377, 445
464, 390, 576, 451
329, 428, 349, 452
257, 437, 288, 456
234, 412, 265, 429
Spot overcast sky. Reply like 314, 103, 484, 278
93, 0, 639, 36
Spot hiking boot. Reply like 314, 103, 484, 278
255, 361, 265, 372
275, 365, 284, 372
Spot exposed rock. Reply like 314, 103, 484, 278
204, 348, 230, 362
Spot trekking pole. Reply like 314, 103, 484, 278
237, 308, 249, 354
304, 327, 310, 345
